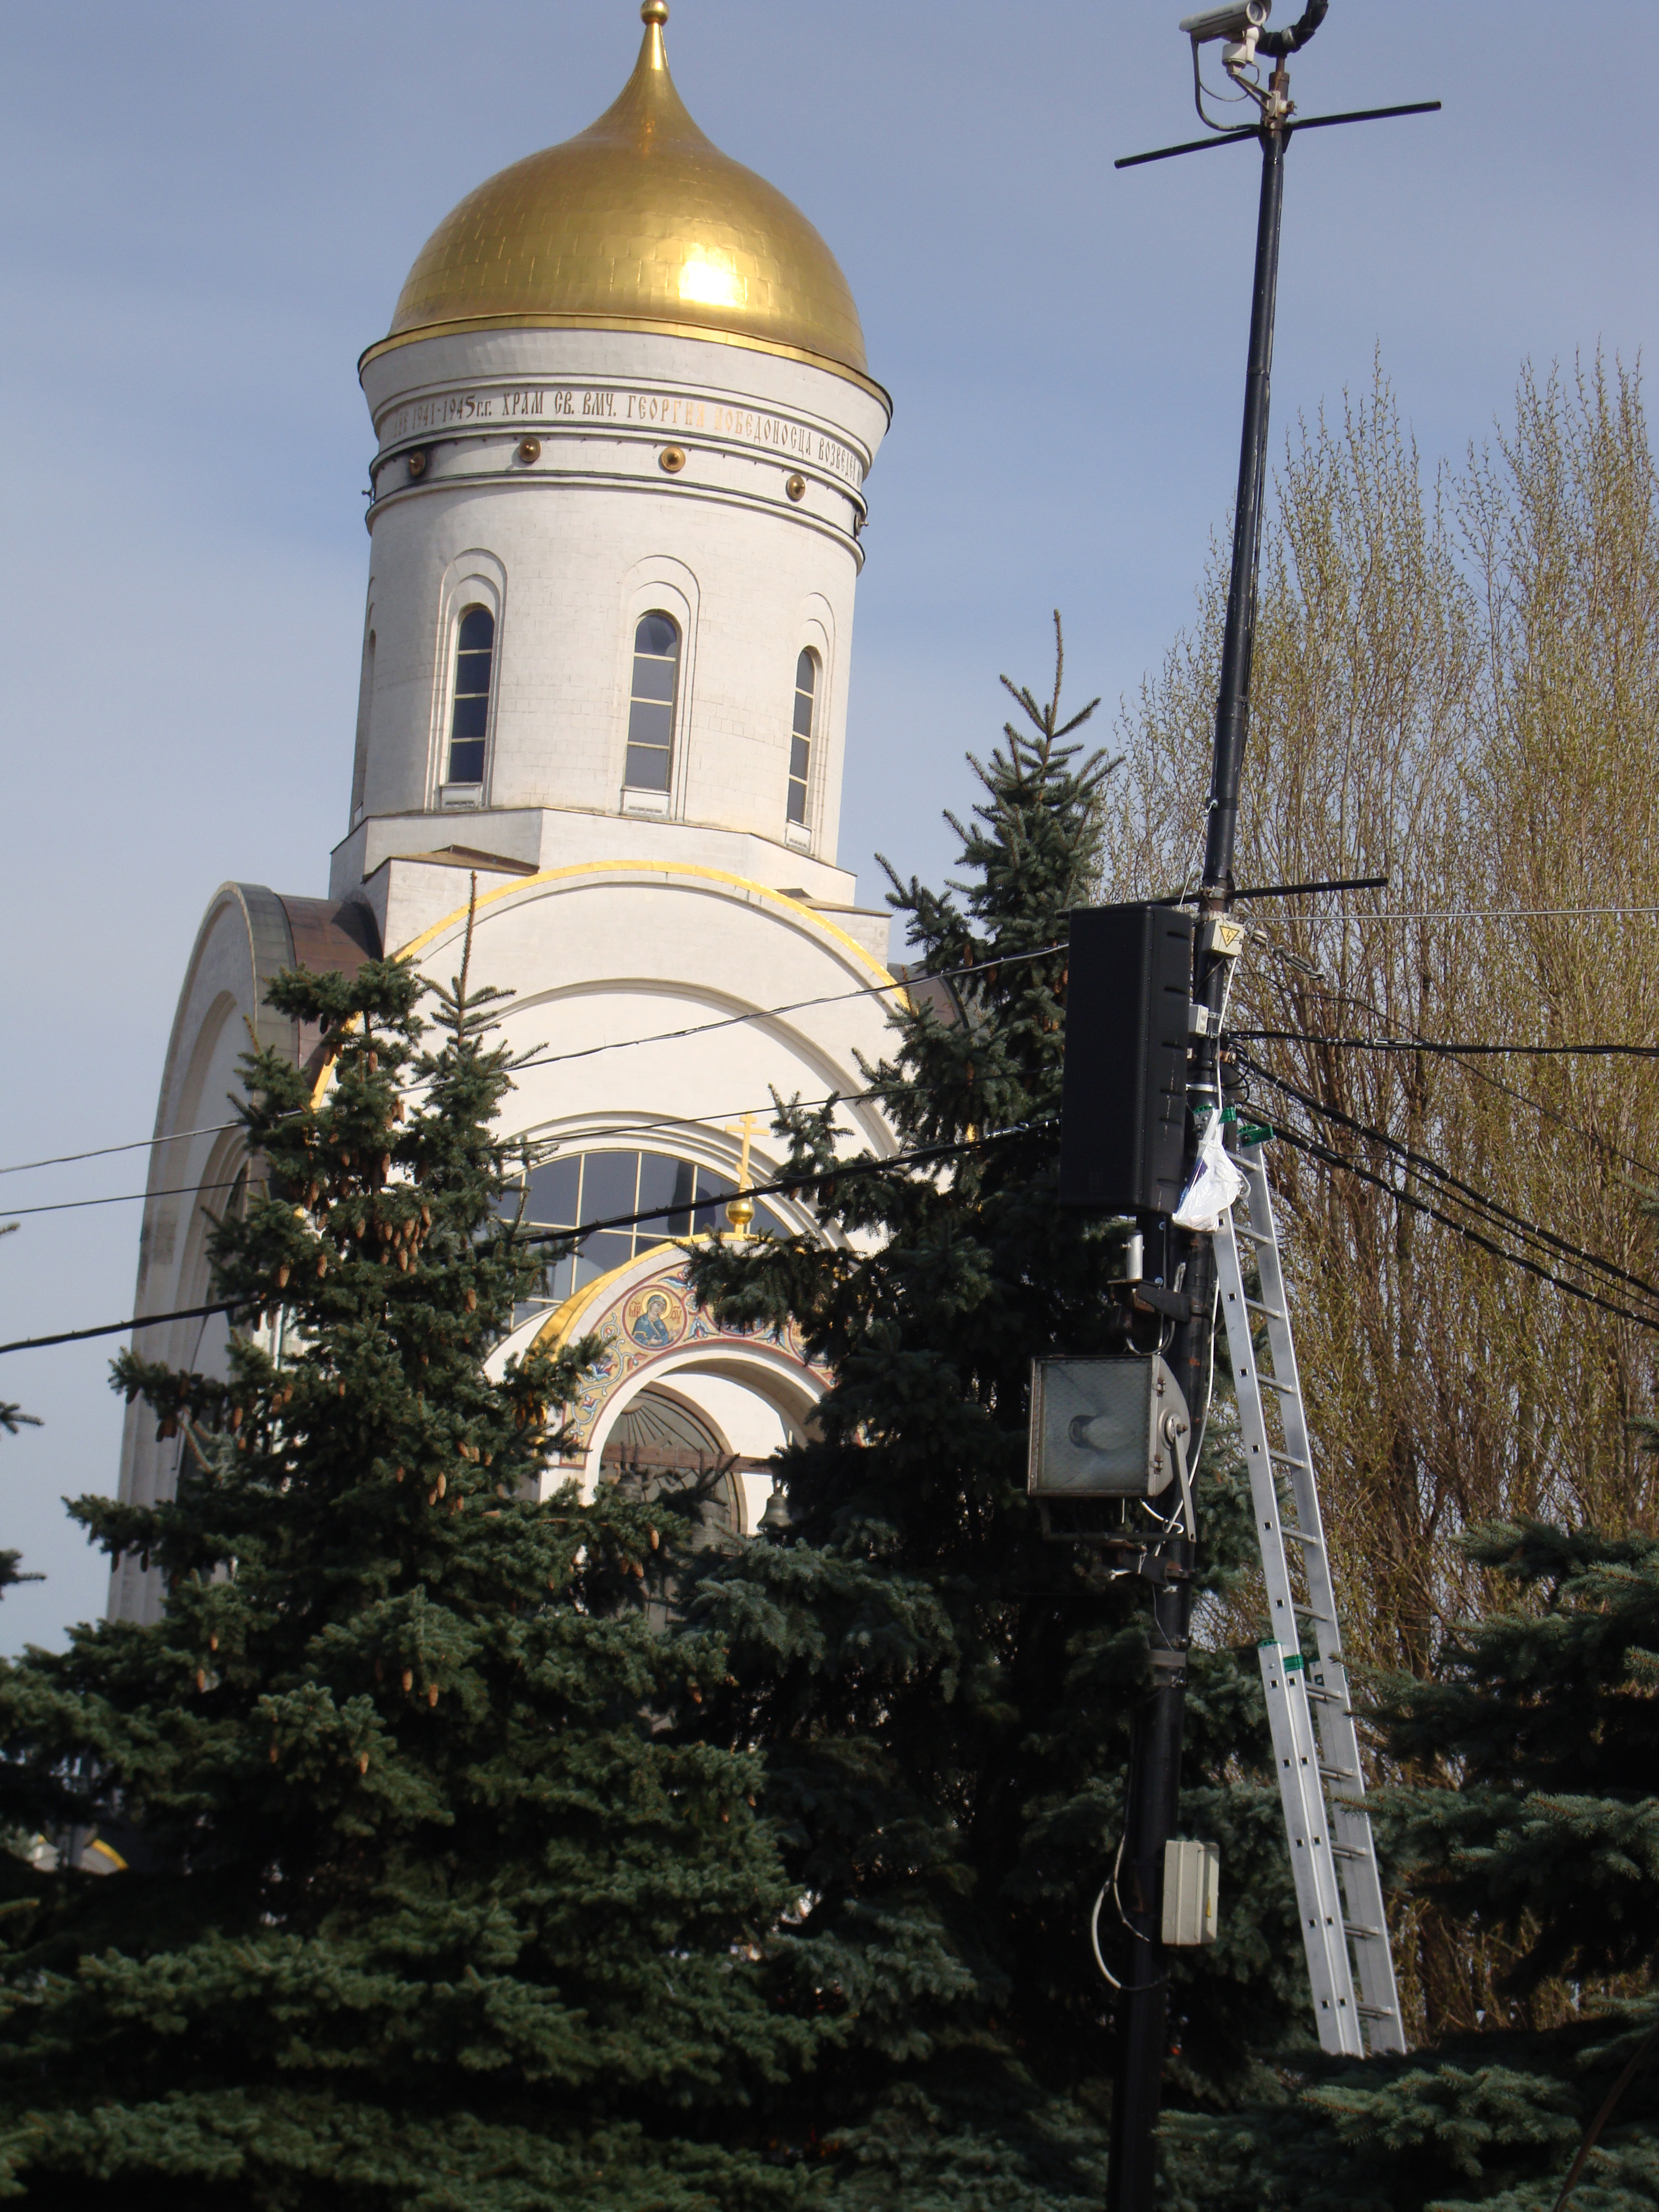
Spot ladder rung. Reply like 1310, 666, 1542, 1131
1282, 1525, 1324, 1546
1357, 2004, 1399, 2021
1344, 1922, 1384, 1941
1320, 1764, 1360, 1783
1245, 1298, 1287, 1320
1234, 1225, 1272, 1245
1306, 1689, 1350, 1709
1269, 1450, 1311, 1470
1258, 1374, 1299, 1395
1331, 1844, 1370, 1862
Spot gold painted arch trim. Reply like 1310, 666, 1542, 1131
312, 862, 899, 1118
390, 858, 897, 988
528, 1236, 712, 1356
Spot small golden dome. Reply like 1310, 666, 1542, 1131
377, 3, 869, 385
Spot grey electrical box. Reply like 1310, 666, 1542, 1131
1161, 1839, 1220, 1948
1027, 1356, 1189, 1500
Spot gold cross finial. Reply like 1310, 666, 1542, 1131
724, 1113, 759, 1234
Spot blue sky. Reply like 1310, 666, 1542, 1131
2, 1, 1655, 1647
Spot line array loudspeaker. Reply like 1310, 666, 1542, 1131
1058, 902, 1193, 1215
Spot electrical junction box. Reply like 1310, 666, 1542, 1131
1198, 915, 1247, 959
1027, 1355, 1189, 1501
1161, 1839, 1220, 1947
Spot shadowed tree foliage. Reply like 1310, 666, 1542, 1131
685, 628, 1312, 2208
1173, 1516, 1659, 2209
0, 930, 826, 2211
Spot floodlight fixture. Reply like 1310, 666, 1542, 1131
1027, 1355, 1192, 1533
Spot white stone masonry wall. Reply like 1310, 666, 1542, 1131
349, 328, 888, 878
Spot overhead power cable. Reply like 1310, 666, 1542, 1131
0, 1299, 249, 1356
1264, 970, 1659, 1181
1262, 1121, 1659, 1336
0, 944, 1059, 1182
1237, 1055, 1659, 1305
502, 939, 1064, 1080
0, 1121, 245, 1179
2, 1085, 892, 1223
1238, 1031, 1659, 1058
0, 1121, 1048, 1359
2, 1179, 246, 1222
1268, 905, 1659, 925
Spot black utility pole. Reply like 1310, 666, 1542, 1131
1105, 53, 1294, 2212
1094, 12, 1436, 2197
1104, 112, 1288, 2212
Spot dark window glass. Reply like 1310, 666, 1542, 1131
631, 654, 678, 704
522, 1155, 580, 1226
578, 1228, 633, 1279
626, 613, 680, 792
664, 1157, 701, 1235
625, 700, 673, 746
447, 604, 495, 786
635, 1151, 683, 1238
581, 1152, 639, 1224
502, 1146, 787, 1326
788, 649, 816, 826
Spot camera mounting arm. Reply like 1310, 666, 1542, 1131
1257, 0, 1328, 57
1181, 0, 1327, 131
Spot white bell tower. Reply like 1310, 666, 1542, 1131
331, 0, 890, 944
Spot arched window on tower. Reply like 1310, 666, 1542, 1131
625, 612, 681, 792
788, 649, 817, 826
446, 605, 495, 786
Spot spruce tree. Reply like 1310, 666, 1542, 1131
0, 922, 820, 2209
1175, 1519, 1659, 2209
685, 627, 1310, 2207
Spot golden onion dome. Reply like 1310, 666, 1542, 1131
375, 1, 870, 388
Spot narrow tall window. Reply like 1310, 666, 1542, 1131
446, 605, 494, 786
625, 612, 680, 792
788, 649, 817, 826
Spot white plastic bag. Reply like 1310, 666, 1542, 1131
1171, 1114, 1246, 1232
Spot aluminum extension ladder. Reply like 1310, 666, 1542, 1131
1212, 1143, 1406, 2058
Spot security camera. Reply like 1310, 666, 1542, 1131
1178, 2, 1269, 44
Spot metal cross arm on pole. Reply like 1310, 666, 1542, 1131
1115, 100, 1441, 170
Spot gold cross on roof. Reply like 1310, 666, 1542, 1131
723, 1112, 759, 1233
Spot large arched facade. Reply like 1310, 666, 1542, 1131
109, 3, 896, 1621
